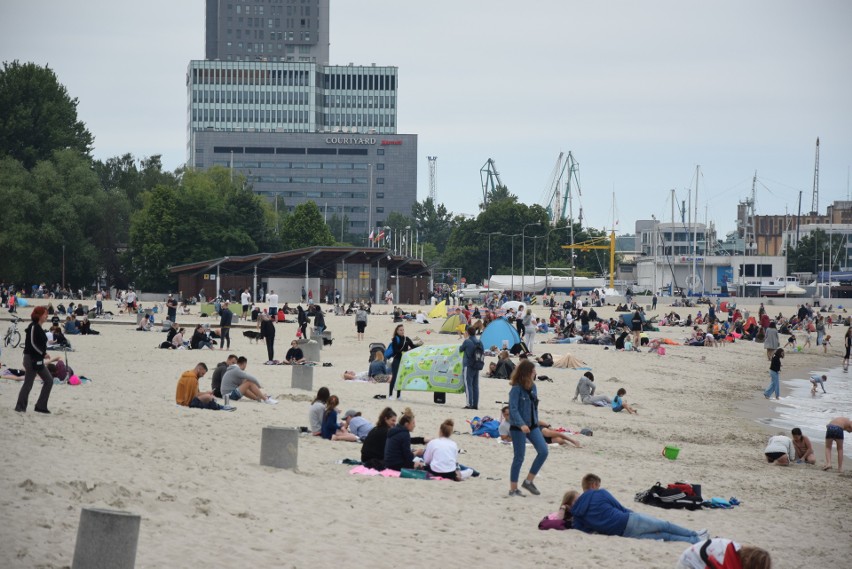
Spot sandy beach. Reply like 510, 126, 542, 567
2, 297, 850, 568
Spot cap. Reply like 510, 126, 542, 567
343, 409, 359, 419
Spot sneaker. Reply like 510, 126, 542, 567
696, 529, 710, 541
220, 405, 237, 412
521, 479, 540, 495
508, 489, 525, 497
264, 398, 279, 405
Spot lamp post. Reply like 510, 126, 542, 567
476, 231, 502, 288
367, 164, 373, 246
522, 222, 541, 301
505, 233, 521, 299
544, 225, 572, 294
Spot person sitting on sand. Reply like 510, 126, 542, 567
612, 388, 637, 415
791, 427, 816, 464
308, 387, 330, 436
361, 407, 397, 469
573, 372, 612, 406
283, 340, 306, 365
676, 539, 771, 569
190, 324, 214, 350
384, 407, 425, 471
809, 374, 828, 395
492, 350, 515, 379
210, 354, 237, 398
823, 416, 852, 471
763, 433, 794, 465
321, 396, 359, 441
571, 473, 708, 543
342, 409, 374, 441
220, 356, 278, 405
540, 490, 580, 530
368, 351, 391, 382
498, 406, 582, 448
423, 419, 467, 480
175, 363, 227, 410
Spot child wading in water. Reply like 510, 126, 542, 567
612, 388, 637, 414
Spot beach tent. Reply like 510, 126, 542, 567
552, 353, 590, 370
16, 297, 29, 307
480, 318, 521, 350
501, 301, 525, 313
428, 300, 447, 319
396, 344, 464, 394
619, 313, 646, 327
440, 314, 464, 334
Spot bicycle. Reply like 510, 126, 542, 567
4, 317, 22, 348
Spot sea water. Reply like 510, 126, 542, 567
758, 365, 852, 458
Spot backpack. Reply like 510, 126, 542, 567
471, 341, 485, 371
634, 481, 704, 510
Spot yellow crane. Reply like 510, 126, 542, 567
561, 230, 617, 289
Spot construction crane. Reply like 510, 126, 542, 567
561, 230, 617, 289
480, 158, 503, 207
540, 151, 581, 225
427, 156, 438, 201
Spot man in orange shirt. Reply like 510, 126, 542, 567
175, 363, 225, 410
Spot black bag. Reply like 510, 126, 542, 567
471, 341, 485, 371
634, 481, 703, 510
433, 391, 446, 404
538, 353, 554, 367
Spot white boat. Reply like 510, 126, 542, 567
487, 274, 608, 293
745, 276, 801, 296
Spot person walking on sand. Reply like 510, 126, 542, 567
219, 301, 234, 350
823, 416, 852, 471
14, 306, 55, 414
507, 360, 549, 497
763, 348, 783, 400
844, 327, 851, 372
763, 321, 780, 360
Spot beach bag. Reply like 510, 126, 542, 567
384, 343, 395, 359
472, 341, 485, 370
634, 482, 703, 510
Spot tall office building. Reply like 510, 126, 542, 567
189, 1, 417, 234
205, 0, 330, 64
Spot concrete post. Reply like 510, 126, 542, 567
72, 507, 141, 569
299, 339, 321, 362
260, 426, 299, 469
291, 365, 314, 390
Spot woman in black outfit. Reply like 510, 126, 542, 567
259, 312, 276, 362
388, 323, 415, 398
297, 305, 309, 339
15, 306, 54, 413
360, 407, 397, 470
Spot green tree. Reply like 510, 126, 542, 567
411, 197, 454, 254
786, 229, 846, 274
279, 201, 335, 250
0, 61, 94, 169
0, 150, 102, 286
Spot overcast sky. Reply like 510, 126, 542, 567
3, 0, 851, 236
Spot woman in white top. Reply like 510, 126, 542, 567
423, 419, 461, 480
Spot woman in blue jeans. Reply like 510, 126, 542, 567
571, 473, 707, 543
763, 348, 784, 400
507, 360, 549, 497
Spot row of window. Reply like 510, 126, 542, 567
191, 66, 312, 87
213, 160, 382, 170
257, 190, 370, 202
231, 3, 311, 17
212, 146, 381, 156
324, 94, 395, 109
192, 107, 310, 124
322, 73, 396, 91
247, 176, 385, 185
192, 89, 310, 105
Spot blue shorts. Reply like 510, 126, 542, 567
612, 405, 624, 413
229, 388, 243, 401
826, 424, 844, 440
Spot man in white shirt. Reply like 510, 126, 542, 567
266, 290, 279, 319
240, 289, 251, 320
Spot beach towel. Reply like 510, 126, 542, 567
634, 482, 704, 510
552, 353, 589, 369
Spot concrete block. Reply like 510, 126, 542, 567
260, 426, 299, 469
291, 365, 314, 390
300, 339, 321, 362
72, 507, 141, 569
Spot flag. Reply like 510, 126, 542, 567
385, 229, 391, 243
369, 230, 375, 241
377, 229, 385, 242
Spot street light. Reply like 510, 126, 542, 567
544, 225, 572, 294
476, 231, 502, 288
504, 233, 521, 299
522, 222, 541, 300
